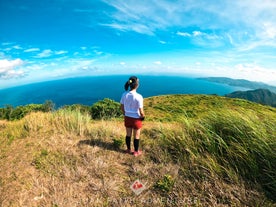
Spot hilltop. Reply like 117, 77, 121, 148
225, 88, 276, 107
0, 95, 276, 206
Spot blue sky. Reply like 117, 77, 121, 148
0, 0, 276, 88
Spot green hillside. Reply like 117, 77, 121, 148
144, 94, 276, 121
0, 95, 275, 207
226, 89, 276, 107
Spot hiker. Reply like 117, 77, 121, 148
120, 76, 145, 157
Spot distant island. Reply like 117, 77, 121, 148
226, 89, 276, 107
198, 77, 276, 93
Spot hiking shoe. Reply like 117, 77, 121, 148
133, 151, 142, 157
125, 149, 134, 154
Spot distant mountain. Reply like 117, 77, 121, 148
198, 77, 276, 93
225, 89, 276, 107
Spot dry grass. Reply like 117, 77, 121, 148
0, 101, 275, 206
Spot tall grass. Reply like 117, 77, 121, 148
201, 111, 275, 196
52, 109, 91, 136
0, 110, 126, 207
1, 95, 276, 206
22, 109, 92, 137
150, 110, 276, 200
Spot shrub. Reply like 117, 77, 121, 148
61, 104, 90, 114
0, 100, 55, 121
154, 174, 175, 193
112, 138, 124, 149
90, 98, 121, 120
40, 100, 55, 112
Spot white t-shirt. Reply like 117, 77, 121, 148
120, 91, 143, 118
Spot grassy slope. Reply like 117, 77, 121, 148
0, 95, 275, 207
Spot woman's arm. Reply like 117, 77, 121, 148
139, 108, 145, 118
120, 104, 125, 115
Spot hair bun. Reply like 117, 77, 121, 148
124, 76, 138, 91
129, 76, 137, 84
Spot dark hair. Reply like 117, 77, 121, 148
124, 76, 138, 91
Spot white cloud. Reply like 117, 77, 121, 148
154, 61, 162, 65
93, 50, 103, 55
66, 59, 97, 72
101, 0, 276, 48
35, 49, 53, 58
193, 31, 203, 37
101, 22, 155, 35
3, 47, 12, 52
24, 48, 40, 52
13, 45, 22, 50
176, 32, 191, 37
25, 64, 44, 71
55, 50, 68, 55
233, 63, 276, 83
0, 59, 23, 70
188, 61, 276, 84
178, 30, 220, 39
34, 49, 68, 58
176, 30, 223, 47
0, 58, 25, 79
261, 22, 276, 39
101, 0, 180, 35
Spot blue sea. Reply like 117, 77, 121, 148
0, 75, 248, 108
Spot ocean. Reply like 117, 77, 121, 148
0, 75, 248, 108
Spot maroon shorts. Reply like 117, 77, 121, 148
124, 116, 142, 129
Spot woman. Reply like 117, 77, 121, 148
120, 76, 145, 157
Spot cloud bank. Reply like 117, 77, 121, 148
0, 59, 25, 79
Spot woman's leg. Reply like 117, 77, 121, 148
125, 127, 132, 150
126, 127, 132, 137
133, 128, 141, 139
133, 128, 141, 152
